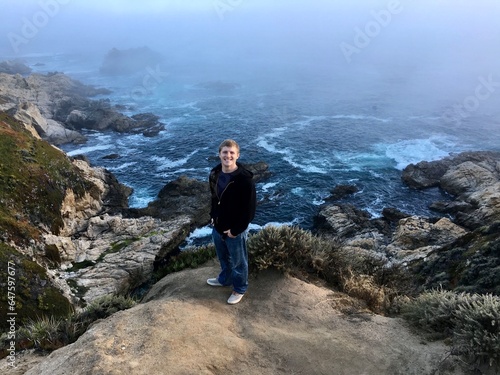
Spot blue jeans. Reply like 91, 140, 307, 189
212, 228, 248, 294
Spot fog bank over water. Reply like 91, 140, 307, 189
2, 0, 499, 225
1, 0, 500, 125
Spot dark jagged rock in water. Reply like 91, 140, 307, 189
99, 47, 164, 75
382, 207, 411, 223
326, 184, 359, 201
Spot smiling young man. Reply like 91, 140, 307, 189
207, 139, 256, 304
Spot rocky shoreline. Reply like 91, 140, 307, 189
0, 65, 165, 145
315, 150, 500, 294
0, 64, 499, 326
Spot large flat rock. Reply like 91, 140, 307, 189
22, 262, 469, 375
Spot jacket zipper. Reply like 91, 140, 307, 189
217, 179, 234, 205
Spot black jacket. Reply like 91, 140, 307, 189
209, 162, 256, 236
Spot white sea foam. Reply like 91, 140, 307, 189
329, 150, 389, 172
384, 136, 457, 170
291, 187, 304, 196
256, 139, 288, 155
283, 156, 327, 174
312, 198, 325, 206
128, 194, 155, 208
294, 115, 327, 127
261, 182, 280, 192
182, 226, 213, 247
153, 150, 198, 171
250, 219, 300, 231
107, 162, 137, 171
294, 114, 390, 127
66, 144, 113, 157
330, 114, 390, 123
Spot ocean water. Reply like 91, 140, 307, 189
22, 53, 500, 244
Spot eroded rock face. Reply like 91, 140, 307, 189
402, 151, 500, 188
315, 151, 500, 294
386, 217, 468, 262
63, 214, 191, 302
39, 160, 202, 303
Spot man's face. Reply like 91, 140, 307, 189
219, 146, 240, 171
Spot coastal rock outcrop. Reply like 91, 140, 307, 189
0, 111, 196, 310
315, 151, 500, 294
402, 151, 500, 229
0, 70, 164, 144
127, 175, 211, 228
58, 214, 191, 302
8, 101, 85, 144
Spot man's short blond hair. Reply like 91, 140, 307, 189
218, 139, 240, 153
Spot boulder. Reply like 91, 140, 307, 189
128, 175, 211, 228
314, 204, 373, 239
326, 184, 359, 201
382, 207, 411, 223
440, 161, 498, 197
243, 161, 272, 182
386, 217, 468, 259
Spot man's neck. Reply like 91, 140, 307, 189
222, 164, 238, 174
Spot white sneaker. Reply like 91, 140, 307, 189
227, 292, 244, 305
207, 278, 223, 287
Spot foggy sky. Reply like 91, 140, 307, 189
1, 0, 500, 112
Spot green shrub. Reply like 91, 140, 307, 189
8, 294, 136, 355
400, 289, 463, 338
453, 293, 500, 367
78, 294, 136, 325
18, 315, 65, 351
247, 225, 410, 313
247, 225, 334, 273
400, 290, 500, 367
153, 244, 216, 281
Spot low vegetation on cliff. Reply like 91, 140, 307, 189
0, 112, 95, 333
0, 112, 93, 243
